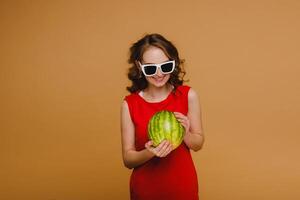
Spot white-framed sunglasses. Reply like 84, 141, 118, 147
138, 60, 175, 77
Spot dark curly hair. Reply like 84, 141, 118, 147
126, 33, 187, 93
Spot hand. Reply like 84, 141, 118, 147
145, 140, 173, 157
173, 112, 190, 134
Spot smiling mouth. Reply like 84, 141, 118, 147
153, 76, 165, 82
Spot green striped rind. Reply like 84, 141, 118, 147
148, 110, 185, 149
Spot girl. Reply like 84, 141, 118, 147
121, 33, 205, 200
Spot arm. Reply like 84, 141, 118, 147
120, 100, 154, 169
120, 100, 173, 169
174, 88, 205, 151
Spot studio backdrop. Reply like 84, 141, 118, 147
0, 0, 299, 199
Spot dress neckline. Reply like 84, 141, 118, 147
136, 87, 175, 104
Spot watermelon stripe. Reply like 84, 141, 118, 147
170, 112, 176, 146
168, 112, 173, 141
152, 114, 159, 146
158, 112, 164, 143
156, 114, 162, 145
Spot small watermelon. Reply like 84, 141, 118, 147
148, 110, 185, 149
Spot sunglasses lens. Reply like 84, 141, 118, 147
144, 65, 157, 76
161, 62, 174, 73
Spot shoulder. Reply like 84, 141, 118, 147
121, 95, 133, 119
176, 85, 191, 92
175, 85, 191, 97
124, 92, 139, 103
188, 87, 198, 100
121, 99, 129, 109
122, 92, 140, 116
187, 87, 201, 108
176, 85, 199, 102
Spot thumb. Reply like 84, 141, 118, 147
145, 140, 153, 148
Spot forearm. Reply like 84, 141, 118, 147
123, 148, 155, 169
183, 132, 205, 151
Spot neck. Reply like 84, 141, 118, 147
142, 83, 173, 101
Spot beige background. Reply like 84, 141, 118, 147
1, 0, 300, 199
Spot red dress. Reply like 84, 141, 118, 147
124, 85, 199, 200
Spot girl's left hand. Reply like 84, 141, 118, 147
173, 112, 190, 134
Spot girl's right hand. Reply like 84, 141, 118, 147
145, 140, 173, 157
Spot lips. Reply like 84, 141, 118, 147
152, 76, 165, 82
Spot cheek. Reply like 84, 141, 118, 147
145, 76, 152, 82
162, 74, 171, 81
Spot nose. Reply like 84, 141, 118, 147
156, 67, 163, 77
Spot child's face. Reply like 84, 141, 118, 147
141, 46, 171, 88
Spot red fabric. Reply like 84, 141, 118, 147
124, 85, 199, 200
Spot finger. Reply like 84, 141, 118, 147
163, 143, 174, 157
156, 140, 168, 154
145, 141, 157, 156
177, 119, 187, 128
173, 111, 183, 115
174, 113, 184, 120
156, 140, 169, 156
159, 141, 173, 157
145, 140, 153, 148
173, 112, 185, 118
160, 143, 173, 157
157, 140, 168, 148
175, 115, 188, 123
161, 148, 172, 157
177, 118, 186, 123
177, 117, 189, 126
149, 140, 163, 155
148, 140, 153, 146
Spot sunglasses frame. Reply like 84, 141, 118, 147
138, 60, 176, 77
